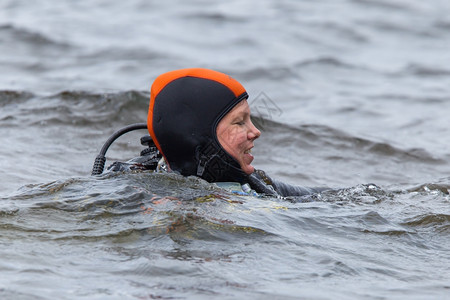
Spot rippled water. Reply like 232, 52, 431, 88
1, 0, 449, 299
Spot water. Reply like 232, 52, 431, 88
1, 0, 449, 299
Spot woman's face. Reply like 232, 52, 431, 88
216, 100, 261, 175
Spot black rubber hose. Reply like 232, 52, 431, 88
91, 123, 148, 175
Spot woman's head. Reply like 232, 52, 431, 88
147, 68, 260, 182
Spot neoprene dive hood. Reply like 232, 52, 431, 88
147, 68, 249, 183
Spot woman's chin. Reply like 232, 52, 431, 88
241, 164, 255, 175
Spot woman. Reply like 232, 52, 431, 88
146, 68, 324, 197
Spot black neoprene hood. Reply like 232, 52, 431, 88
147, 68, 249, 183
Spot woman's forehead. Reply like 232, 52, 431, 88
229, 100, 250, 115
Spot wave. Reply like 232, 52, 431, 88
407, 180, 450, 195
310, 21, 369, 43
294, 56, 361, 70
401, 63, 450, 77
367, 93, 448, 104
3, 171, 447, 244
234, 66, 299, 81
75, 47, 168, 62
252, 116, 444, 164
182, 11, 247, 23
3, 172, 275, 241
350, 0, 416, 11
290, 56, 384, 76
402, 213, 450, 227
0, 89, 150, 126
0, 90, 34, 106
0, 23, 74, 50
361, 20, 434, 38
434, 20, 450, 30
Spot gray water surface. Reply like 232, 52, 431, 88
0, 0, 449, 299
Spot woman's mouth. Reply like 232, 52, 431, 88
241, 147, 255, 174
243, 147, 254, 162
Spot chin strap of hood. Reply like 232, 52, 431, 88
194, 140, 248, 184
147, 68, 249, 183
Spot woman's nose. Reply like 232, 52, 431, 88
248, 120, 261, 140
